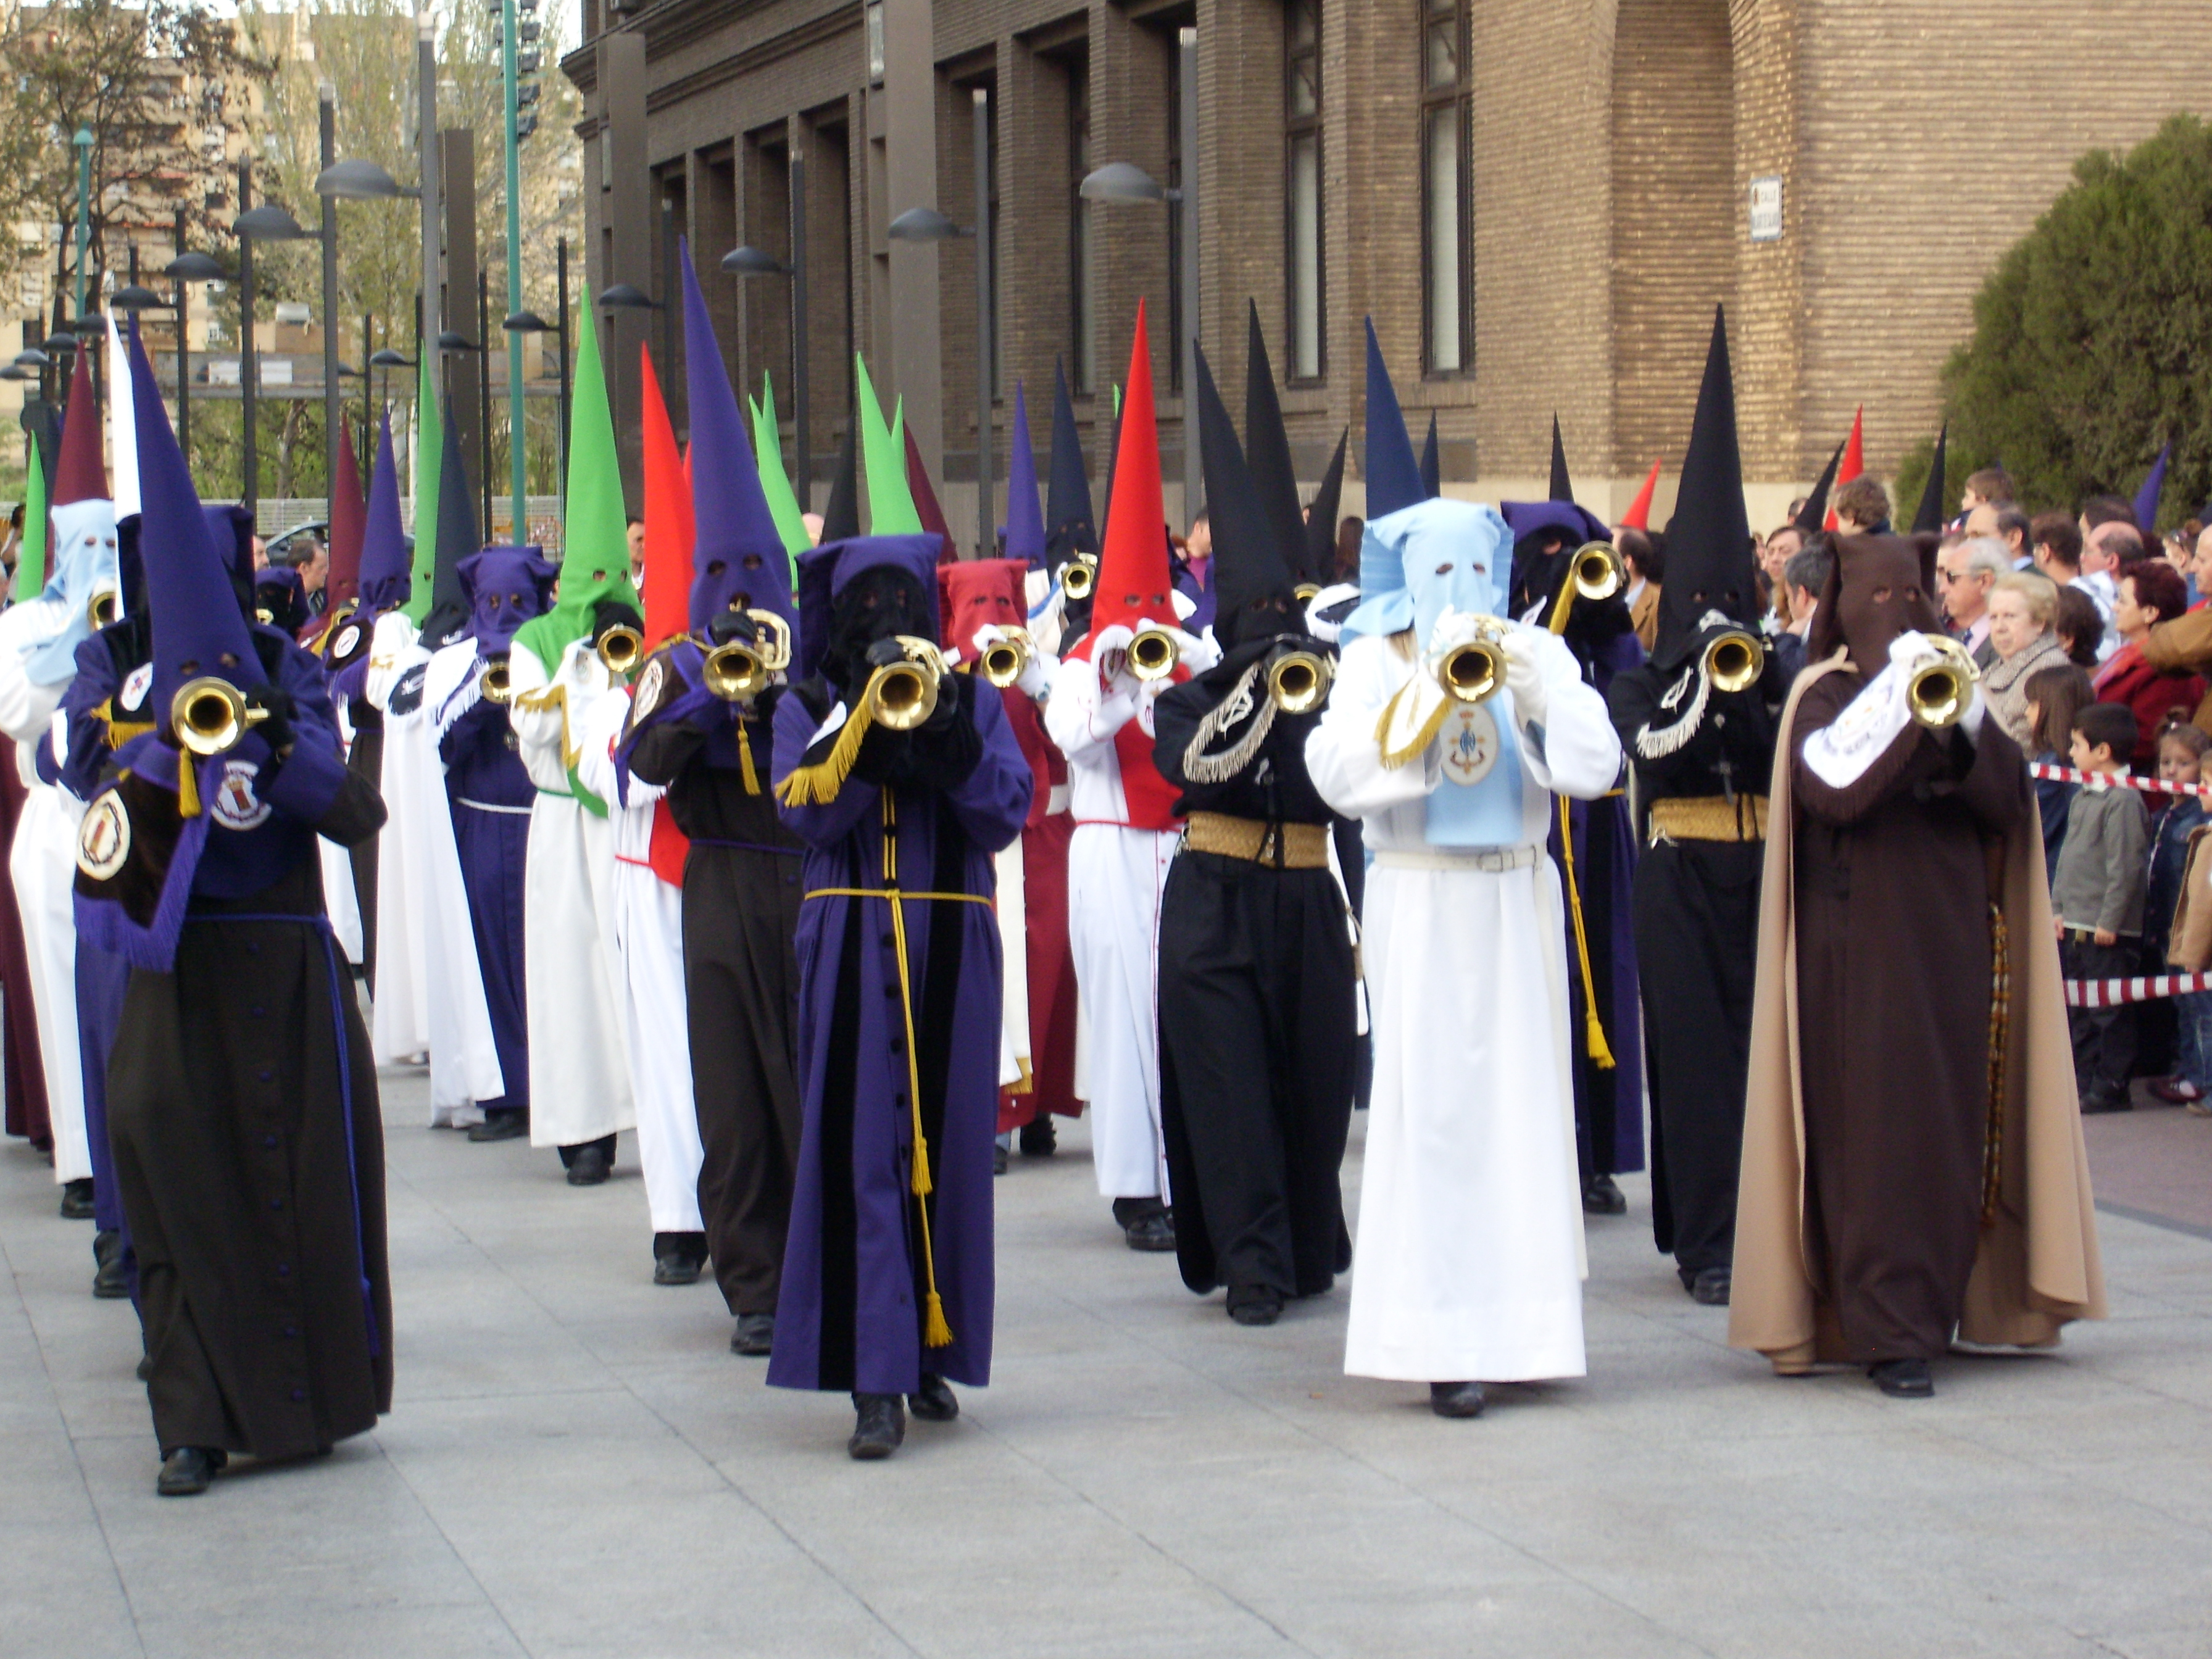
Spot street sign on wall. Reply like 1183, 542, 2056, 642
1749, 176, 1783, 243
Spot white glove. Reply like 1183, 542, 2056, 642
1957, 682, 1987, 740
1426, 607, 1488, 657
1499, 625, 1550, 725
1170, 625, 1220, 677
1887, 630, 1942, 674
1017, 646, 1057, 701
1091, 622, 1136, 694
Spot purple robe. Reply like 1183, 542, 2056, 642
438, 657, 531, 1114
767, 679, 1032, 1395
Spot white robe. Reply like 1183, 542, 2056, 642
320, 699, 364, 964
574, 688, 701, 1233
0, 605, 86, 1184
507, 638, 634, 1149
1305, 626, 1620, 1384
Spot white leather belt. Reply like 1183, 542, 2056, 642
457, 797, 534, 815
1374, 844, 1540, 873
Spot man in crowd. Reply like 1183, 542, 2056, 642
1965, 501, 2034, 570
1938, 536, 2008, 667
2033, 512, 2116, 655
295, 534, 330, 620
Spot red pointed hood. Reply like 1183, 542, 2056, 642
640, 346, 695, 648
52, 349, 107, 505
1620, 458, 1661, 531
1824, 407, 1864, 531
1071, 301, 1175, 660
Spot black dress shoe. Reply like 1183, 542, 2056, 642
848, 1393, 906, 1460
466, 1111, 528, 1143
907, 1373, 958, 1422
730, 1313, 775, 1356
1227, 1286, 1283, 1326
1429, 1381, 1486, 1419
1690, 1266, 1732, 1307
565, 1144, 612, 1186
1018, 1116, 1057, 1157
59, 1178, 95, 1221
652, 1231, 705, 1286
92, 1230, 130, 1299
992, 1142, 1009, 1176
1581, 1174, 1627, 1216
1123, 1211, 1176, 1252
2079, 1088, 2133, 1115
1870, 1358, 1934, 1398
156, 1447, 227, 1497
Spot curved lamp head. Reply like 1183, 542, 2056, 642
13, 349, 49, 369
369, 348, 414, 369
315, 159, 417, 200
436, 330, 482, 353
164, 251, 227, 282
597, 283, 659, 310
720, 244, 788, 276
887, 206, 967, 241
502, 309, 552, 333
109, 285, 166, 312
1080, 161, 1170, 204
234, 204, 311, 241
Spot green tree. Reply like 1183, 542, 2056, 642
1942, 114, 2212, 527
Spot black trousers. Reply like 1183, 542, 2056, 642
2061, 934, 2137, 1096
684, 845, 806, 1317
1157, 850, 1357, 1300
1635, 838, 1761, 1276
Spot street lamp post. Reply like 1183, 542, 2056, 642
233, 198, 312, 518
723, 144, 812, 511
320, 85, 341, 508
71, 127, 93, 318
1080, 26, 1200, 523
501, 0, 528, 538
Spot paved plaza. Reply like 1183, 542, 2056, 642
4, 1064, 2210, 1659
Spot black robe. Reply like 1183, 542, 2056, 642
1608, 657, 1781, 1276
628, 689, 806, 1318
1152, 649, 1357, 1301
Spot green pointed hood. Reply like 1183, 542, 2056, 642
404, 348, 441, 623
855, 354, 921, 534
514, 280, 641, 675
17, 432, 46, 598
751, 375, 810, 569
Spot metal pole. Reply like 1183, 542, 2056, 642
501, 0, 525, 533
239, 157, 257, 518
360, 312, 372, 464
1178, 27, 1200, 525
321, 85, 341, 507
72, 129, 93, 318
660, 194, 676, 376
789, 152, 810, 512
417, 9, 440, 526
173, 208, 190, 468
971, 88, 992, 558
556, 235, 570, 505
479, 268, 494, 539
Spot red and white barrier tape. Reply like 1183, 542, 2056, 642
2028, 761, 2211, 799
2064, 971, 2212, 1008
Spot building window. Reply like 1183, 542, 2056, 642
1069, 60, 1096, 394
1420, 0, 1470, 375
1165, 38, 1183, 391
1284, 0, 1323, 381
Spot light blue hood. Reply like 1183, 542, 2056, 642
27, 497, 119, 684
1341, 497, 1510, 646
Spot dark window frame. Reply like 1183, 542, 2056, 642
1284, 0, 1325, 384
1419, 0, 1473, 379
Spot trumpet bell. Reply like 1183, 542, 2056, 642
1702, 630, 1766, 695
1266, 649, 1333, 715
596, 625, 645, 676
87, 586, 121, 631
1060, 558, 1097, 601
1906, 634, 1978, 729
869, 636, 947, 731
1570, 541, 1627, 604
1438, 638, 1506, 703
172, 676, 266, 757
1293, 582, 1322, 605
480, 659, 514, 705
702, 641, 769, 702
1127, 627, 1179, 682
981, 628, 1032, 689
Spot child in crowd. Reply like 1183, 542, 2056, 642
2024, 663, 2097, 886
2147, 723, 2212, 1110
2053, 702, 2149, 1113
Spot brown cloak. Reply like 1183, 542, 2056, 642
1729, 651, 2105, 1371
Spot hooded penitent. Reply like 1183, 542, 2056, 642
1361, 318, 1425, 524
682, 249, 792, 638
1194, 345, 1300, 654
457, 546, 557, 654
1649, 306, 1757, 675
1824, 406, 1865, 531
1620, 459, 1662, 533
818, 403, 862, 544
902, 420, 952, 554
1044, 359, 1097, 567
1004, 381, 1046, 568
750, 374, 812, 567
1068, 302, 1178, 665
1806, 531, 1942, 671
938, 557, 1029, 652
513, 280, 641, 675
1912, 423, 1950, 536
357, 414, 412, 617
641, 344, 694, 647
1794, 441, 1843, 538
323, 416, 367, 621
855, 356, 924, 538
106, 314, 141, 521
1242, 302, 1316, 591
33, 349, 120, 684
1302, 429, 1347, 581
418, 398, 478, 647
1420, 413, 1441, 499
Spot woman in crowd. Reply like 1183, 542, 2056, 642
1982, 570, 2071, 749
2094, 559, 2205, 770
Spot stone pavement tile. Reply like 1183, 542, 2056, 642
0, 1439, 143, 1659
133, 1602, 528, 1659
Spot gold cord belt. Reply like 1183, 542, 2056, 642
1181, 811, 1331, 868
1646, 794, 1769, 845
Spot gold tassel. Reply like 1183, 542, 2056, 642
1557, 796, 1615, 1068
878, 806, 955, 1347
922, 1291, 954, 1348
736, 718, 761, 796
177, 752, 201, 819
1374, 678, 1453, 770
774, 687, 876, 807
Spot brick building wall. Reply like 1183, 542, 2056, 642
567, 0, 2212, 538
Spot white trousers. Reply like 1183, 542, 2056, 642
610, 855, 702, 1232
12, 783, 86, 1184
1065, 822, 1176, 1199
523, 794, 634, 1148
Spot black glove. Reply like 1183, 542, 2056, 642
707, 609, 761, 647
244, 683, 297, 754
592, 599, 644, 644
864, 636, 910, 672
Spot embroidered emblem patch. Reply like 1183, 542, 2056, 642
119, 662, 153, 713
77, 793, 130, 879
389, 662, 428, 716
634, 658, 666, 719
331, 623, 363, 660
1441, 704, 1502, 786
210, 760, 273, 831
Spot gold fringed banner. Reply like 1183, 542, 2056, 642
775, 687, 877, 807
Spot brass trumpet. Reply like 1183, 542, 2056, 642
1570, 541, 1627, 604
86, 586, 121, 630
1702, 630, 1766, 694
172, 676, 268, 757
596, 624, 645, 677
1906, 634, 1979, 729
1293, 582, 1322, 604
1266, 647, 1334, 715
480, 656, 514, 705
1127, 626, 1179, 682
1436, 618, 1510, 703
699, 609, 794, 703
1060, 557, 1097, 601
867, 636, 949, 731
980, 628, 1033, 689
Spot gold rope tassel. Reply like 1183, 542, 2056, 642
1558, 794, 1616, 1068
735, 718, 761, 796
775, 684, 878, 807
177, 752, 201, 819
1980, 900, 2010, 1228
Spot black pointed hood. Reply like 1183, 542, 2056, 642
421, 396, 480, 646
1912, 422, 1949, 534
1362, 318, 1424, 518
818, 405, 862, 544
1044, 358, 1096, 569
1242, 301, 1315, 586
1420, 414, 1441, 499
1304, 429, 1348, 583
1652, 306, 1756, 673
1195, 344, 1297, 651
1794, 439, 1844, 535
1548, 415, 1573, 502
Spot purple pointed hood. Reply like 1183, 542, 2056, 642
794, 534, 941, 684
681, 239, 792, 634
459, 545, 557, 651
132, 330, 264, 721
358, 412, 411, 615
